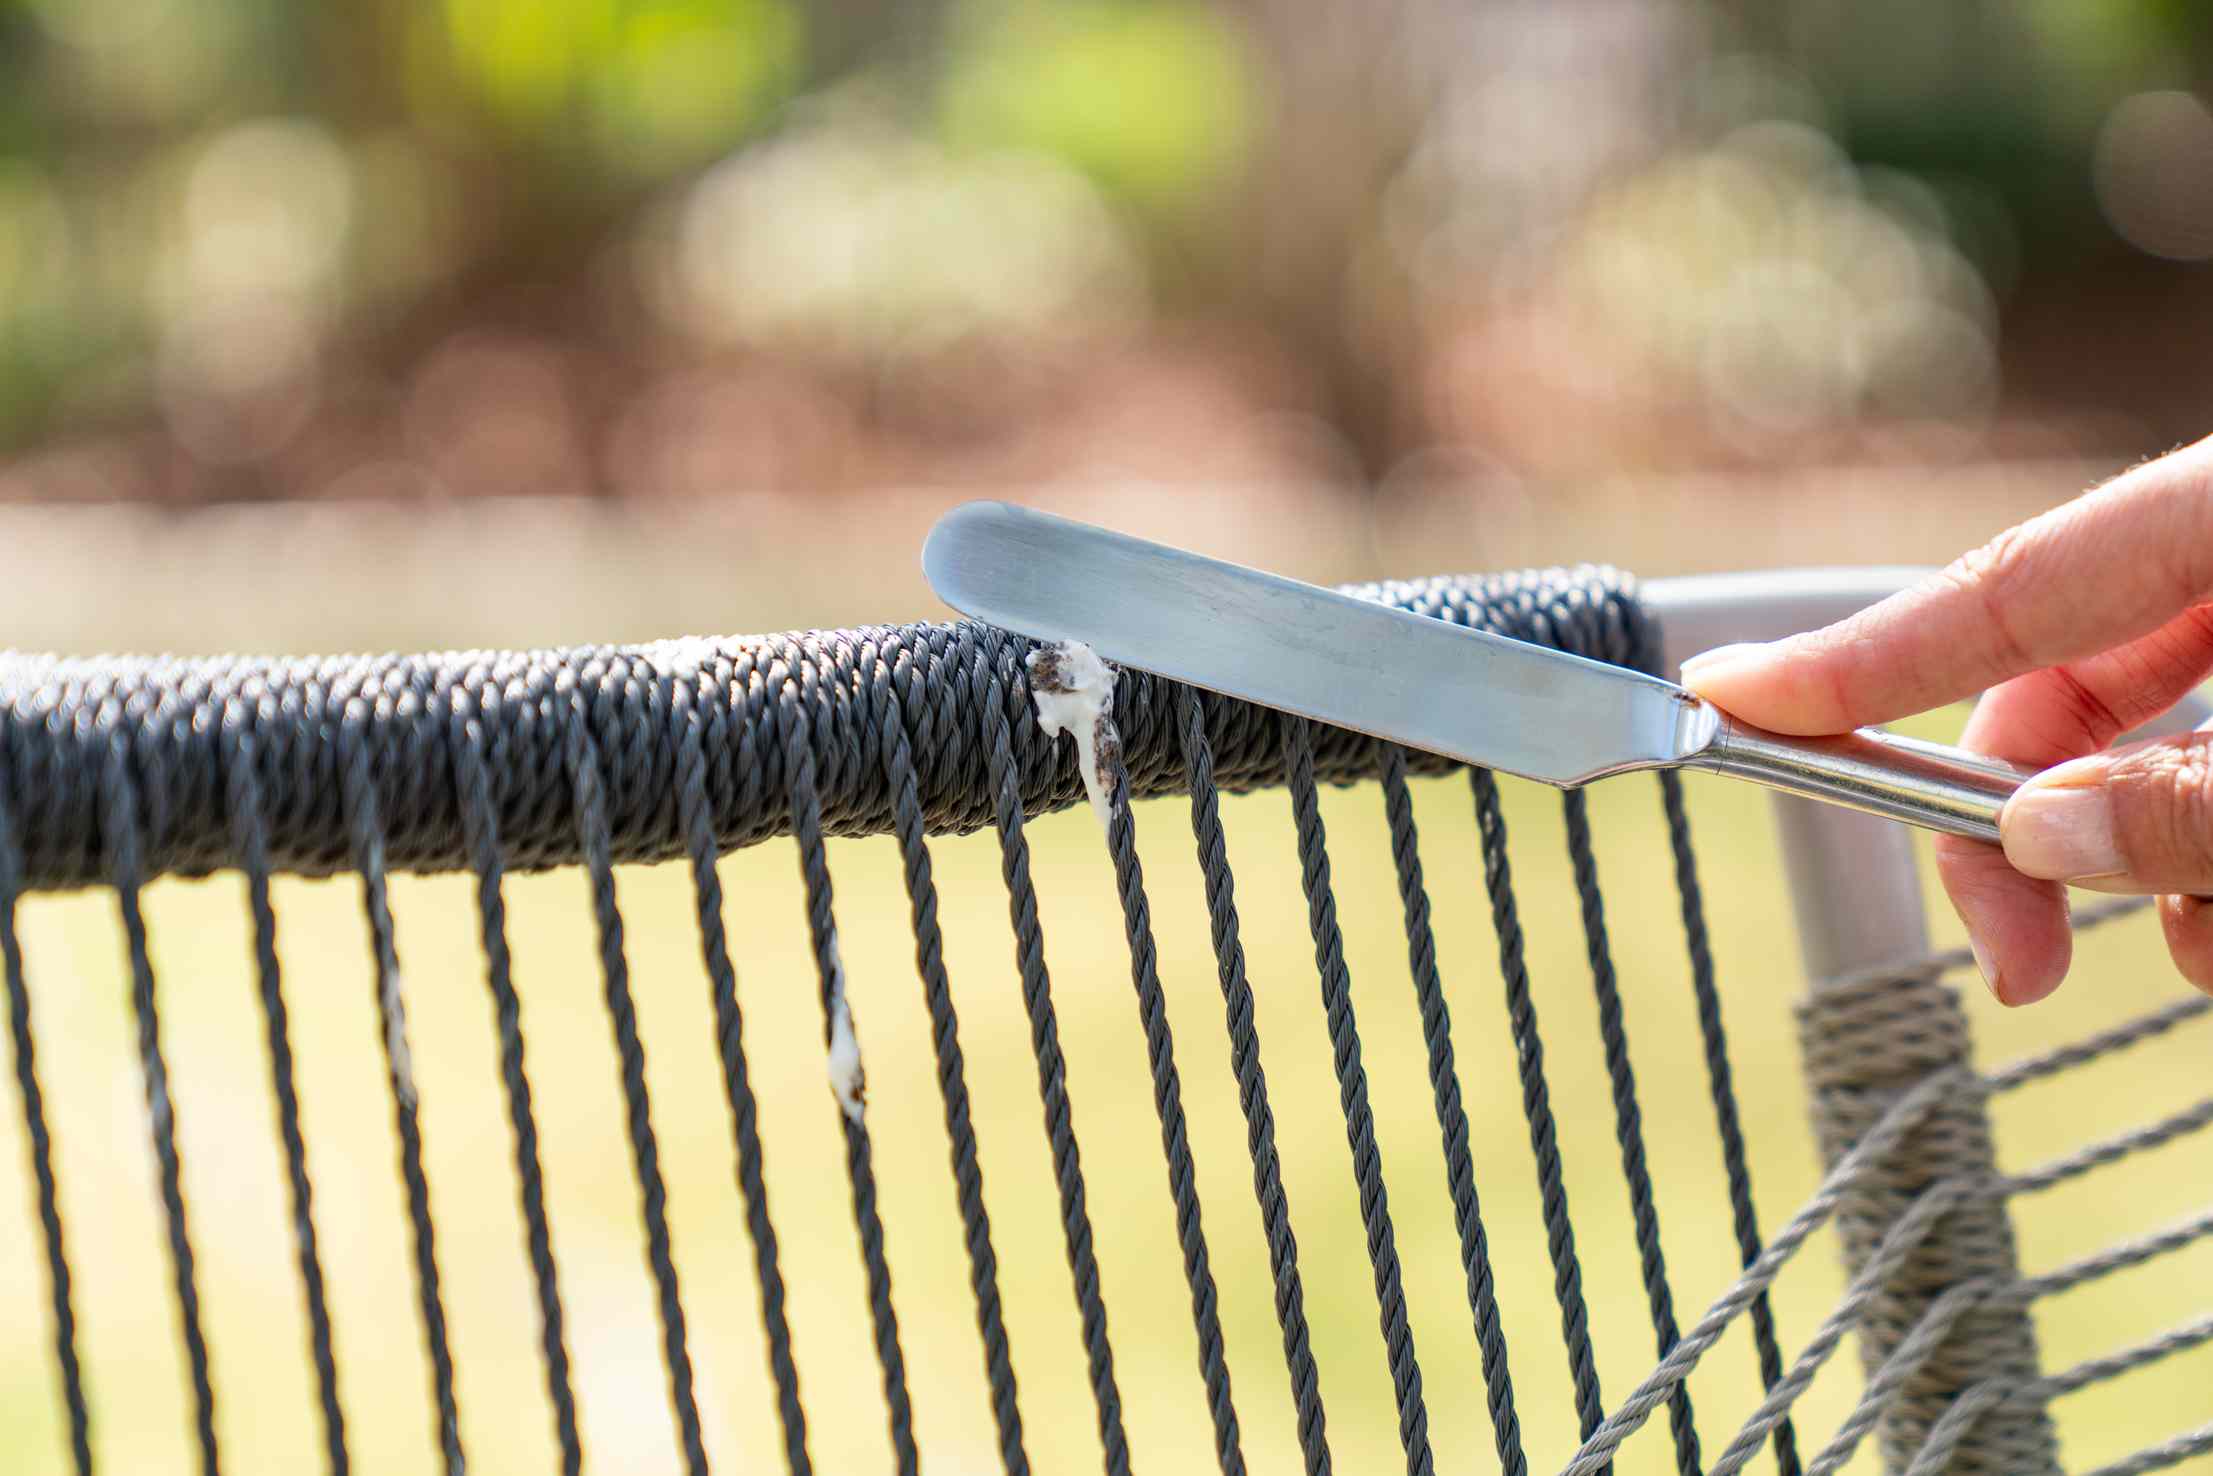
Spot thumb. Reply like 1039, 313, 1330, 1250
2003, 730, 2213, 890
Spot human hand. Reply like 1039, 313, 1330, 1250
1678, 438, 2213, 1006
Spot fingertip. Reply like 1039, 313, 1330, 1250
1937, 837, 2071, 1006
1679, 639, 1830, 730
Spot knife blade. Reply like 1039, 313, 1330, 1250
921, 501, 2031, 842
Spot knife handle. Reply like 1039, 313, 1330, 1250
1686, 716, 2033, 844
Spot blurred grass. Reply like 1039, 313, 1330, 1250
1, 728, 2209, 1473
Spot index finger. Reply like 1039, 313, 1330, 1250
1681, 436, 2213, 734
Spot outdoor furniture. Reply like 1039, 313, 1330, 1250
1, 565, 2206, 1475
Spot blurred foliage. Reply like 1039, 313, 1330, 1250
426, 0, 802, 177
5, 0, 2213, 488
937, 0, 1255, 216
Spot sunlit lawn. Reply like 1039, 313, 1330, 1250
1, 726, 2209, 1474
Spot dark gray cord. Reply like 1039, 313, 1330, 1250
970, 631, 1131, 1476
874, 638, 1030, 1474
777, 661, 919, 1476
1177, 687, 1332, 1476
672, 668, 811, 1474
450, 682, 583, 1476
338, 691, 465, 1476
1659, 771, 1799, 1476
0, 571, 1651, 891
1093, 674, 1246, 1476
562, 660, 709, 1476
0, 748, 93, 1476
101, 700, 221, 1476
1468, 768, 1607, 1463
1376, 744, 1524, 1475
1283, 718, 1433, 1476
1561, 789, 1700, 1476
222, 704, 350, 1476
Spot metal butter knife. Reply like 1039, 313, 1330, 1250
921, 501, 2031, 844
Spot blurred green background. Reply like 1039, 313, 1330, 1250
3, 2, 2213, 1474
6, 0, 2213, 506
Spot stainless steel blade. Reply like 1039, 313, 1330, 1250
922, 500, 1714, 787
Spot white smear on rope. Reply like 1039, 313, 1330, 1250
1027, 641, 1119, 829
823, 928, 867, 1124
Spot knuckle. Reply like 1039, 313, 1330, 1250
2111, 737, 2213, 883
1941, 525, 2039, 670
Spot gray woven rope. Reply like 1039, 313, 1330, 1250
1795, 973, 2060, 1476
0, 569, 1649, 888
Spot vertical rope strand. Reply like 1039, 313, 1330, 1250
673, 672, 811, 1475
451, 699, 583, 1476
1468, 769, 1607, 1464
1660, 772, 1801, 1476
1282, 719, 1433, 1476
561, 669, 708, 1476
1376, 747, 1525, 1475
99, 712, 221, 1476
0, 750, 94, 1476
1561, 790, 1699, 1476
776, 668, 919, 1476
222, 712, 349, 1476
876, 647, 1029, 1474
1096, 701, 1246, 1476
969, 641, 1130, 1476
1175, 689, 1332, 1476
337, 698, 464, 1476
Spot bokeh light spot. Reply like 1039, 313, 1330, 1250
2094, 90, 2213, 262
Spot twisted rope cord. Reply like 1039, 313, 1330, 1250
1800, 1279, 1995, 1476
672, 669, 811, 1474
1561, 789, 1700, 1475
1659, 770, 1800, 1476
1987, 991, 2211, 1093
1699, 1179, 1984, 1476
337, 693, 464, 1476
1796, 965, 2056, 1476
971, 633, 1131, 1476
1094, 673, 1246, 1476
777, 661, 919, 1476
2079, 1420, 2213, 1476
1377, 744, 1524, 1475
562, 661, 708, 1476
2013, 1205, 2213, 1303
451, 680, 583, 1476
2003, 1092, 2213, 1196
1902, 1313, 2213, 1475
875, 638, 1030, 1474
223, 707, 349, 1476
103, 702, 222, 1476
0, 749, 92, 1476
0, 571, 1651, 889
1177, 687, 1331, 1476
1567, 897, 2206, 1476
1557, 1066, 1970, 1475
1284, 718, 1433, 1476
1470, 768, 1608, 1460
2035, 1309, 2213, 1400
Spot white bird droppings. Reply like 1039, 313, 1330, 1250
823, 928, 867, 1125
1027, 641, 1120, 829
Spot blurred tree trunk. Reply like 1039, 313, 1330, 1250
1222, 0, 1429, 484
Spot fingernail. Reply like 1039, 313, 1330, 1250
1968, 934, 2002, 1002
1678, 642, 1774, 690
2003, 772, 2125, 881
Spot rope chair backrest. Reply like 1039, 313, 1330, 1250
0, 566, 2207, 1475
